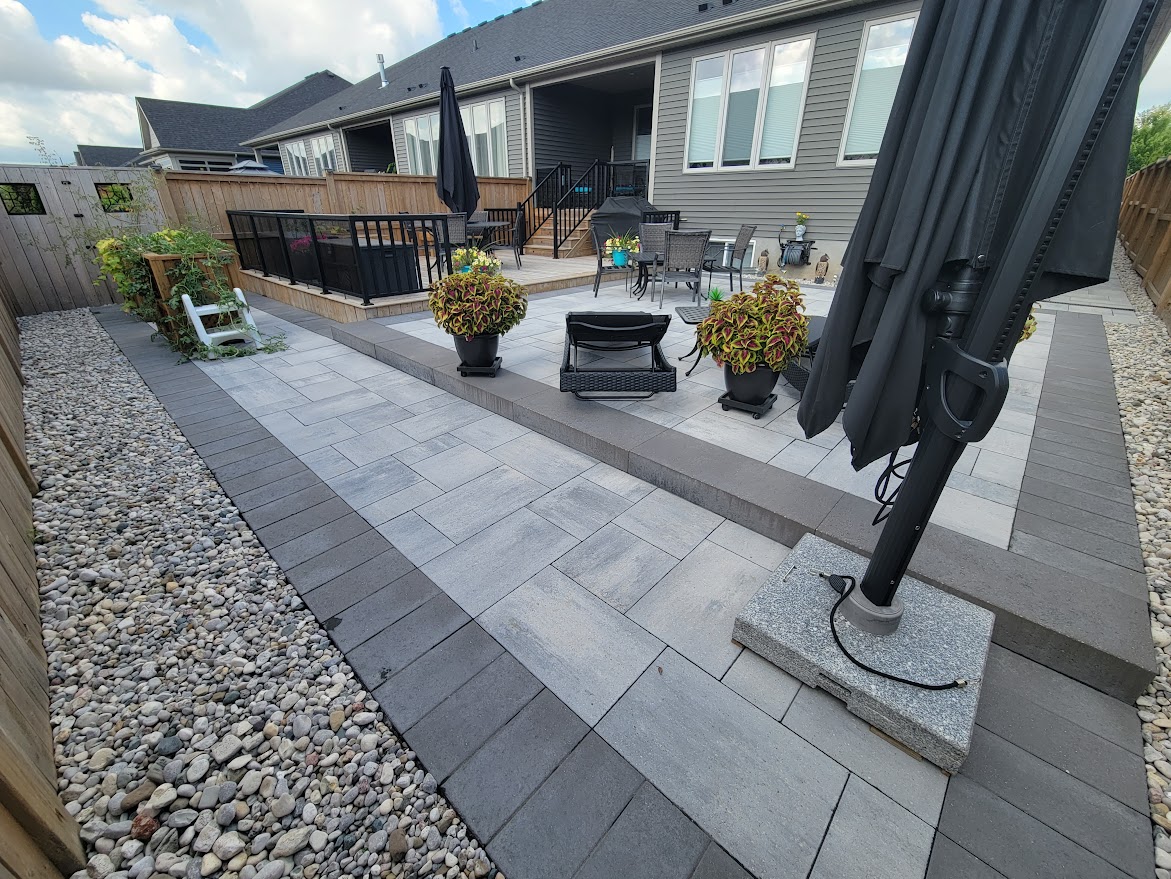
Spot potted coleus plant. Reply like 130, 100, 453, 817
604, 232, 639, 267
428, 271, 527, 370
695, 275, 808, 408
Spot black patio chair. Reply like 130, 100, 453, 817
484, 206, 524, 269
656, 229, 711, 305
705, 224, 756, 292
640, 210, 681, 229
590, 226, 633, 296
633, 222, 672, 299
560, 312, 676, 400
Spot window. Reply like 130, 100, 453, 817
95, 183, 133, 213
840, 15, 917, 164
0, 183, 46, 215
311, 135, 337, 174
285, 142, 310, 176
684, 35, 814, 172
404, 113, 439, 175
177, 158, 233, 171
633, 105, 652, 161
406, 98, 507, 176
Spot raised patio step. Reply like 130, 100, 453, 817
326, 313, 1155, 703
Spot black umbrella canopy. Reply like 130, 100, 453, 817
798, 0, 1146, 470
436, 67, 479, 217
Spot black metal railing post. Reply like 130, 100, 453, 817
247, 214, 267, 275
275, 216, 296, 285
349, 216, 369, 306
309, 217, 329, 295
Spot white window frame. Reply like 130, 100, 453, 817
310, 135, 336, 174
837, 12, 918, 168
285, 141, 310, 176
681, 32, 816, 175
706, 237, 758, 273
403, 97, 508, 176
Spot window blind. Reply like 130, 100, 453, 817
843, 17, 915, 161
758, 39, 810, 165
721, 49, 765, 167
687, 58, 724, 168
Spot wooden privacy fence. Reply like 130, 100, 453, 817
0, 164, 164, 317
0, 271, 84, 878
1119, 156, 1171, 325
160, 171, 532, 239
0, 166, 531, 316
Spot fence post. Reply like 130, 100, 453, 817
323, 171, 341, 214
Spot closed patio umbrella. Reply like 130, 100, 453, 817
795, 0, 1158, 629
436, 66, 479, 217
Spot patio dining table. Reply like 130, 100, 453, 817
467, 220, 509, 249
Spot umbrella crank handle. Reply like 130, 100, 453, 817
922, 339, 1009, 444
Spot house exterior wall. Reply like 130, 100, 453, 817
344, 122, 396, 172
154, 151, 251, 172
389, 87, 525, 177
531, 84, 614, 172
649, 0, 920, 275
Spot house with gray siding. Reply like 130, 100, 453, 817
244, 0, 1164, 272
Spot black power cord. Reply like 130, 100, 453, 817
872, 449, 912, 526
819, 572, 968, 691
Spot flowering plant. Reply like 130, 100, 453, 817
289, 233, 327, 253
451, 247, 502, 275
695, 275, 808, 375
795, 212, 810, 226
604, 233, 640, 254
1019, 307, 1038, 343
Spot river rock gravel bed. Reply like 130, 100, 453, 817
22, 308, 497, 879
1105, 246, 1171, 878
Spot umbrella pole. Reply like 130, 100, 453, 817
843, 264, 993, 634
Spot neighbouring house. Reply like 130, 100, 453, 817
241, 0, 928, 267
72, 145, 142, 167
243, 0, 1168, 268
75, 71, 352, 174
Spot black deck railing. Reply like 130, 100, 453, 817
227, 210, 453, 306
517, 163, 572, 248
549, 160, 650, 257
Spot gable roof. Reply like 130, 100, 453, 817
73, 145, 143, 167
138, 70, 352, 154
248, 0, 849, 143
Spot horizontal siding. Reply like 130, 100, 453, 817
343, 122, 396, 173
532, 84, 613, 172
389, 87, 525, 178
651, 0, 921, 262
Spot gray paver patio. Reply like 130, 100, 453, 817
96, 296, 1153, 879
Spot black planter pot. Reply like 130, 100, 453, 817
453, 333, 500, 368
723, 363, 780, 406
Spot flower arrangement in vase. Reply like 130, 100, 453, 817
451, 247, 502, 275
604, 232, 640, 267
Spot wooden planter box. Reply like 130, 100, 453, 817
141, 252, 241, 349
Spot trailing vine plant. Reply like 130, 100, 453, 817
96, 228, 285, 359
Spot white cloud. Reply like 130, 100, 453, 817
0, 0, 443, 164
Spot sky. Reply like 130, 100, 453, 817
0, 0, 527, 164
2, 0, 1170, 166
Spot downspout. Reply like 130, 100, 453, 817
509, 77, 529, 179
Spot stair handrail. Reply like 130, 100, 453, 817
552, 160, 606, 258
517, 162, 571, 248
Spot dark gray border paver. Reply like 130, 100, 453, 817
489, 731, 645, 879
